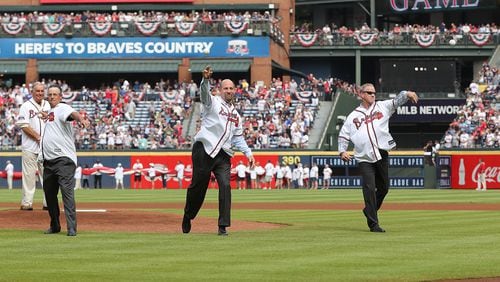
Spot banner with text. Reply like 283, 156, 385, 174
452, 155, 500, 189
390, 99, 465, 123
376, 0, 497, 14
0, 37, 269, 59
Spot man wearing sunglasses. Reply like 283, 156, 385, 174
338, 83, 418, 232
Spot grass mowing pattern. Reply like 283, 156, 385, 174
0, 189, 499, 281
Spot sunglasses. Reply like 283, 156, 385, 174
363, 91, 376, 95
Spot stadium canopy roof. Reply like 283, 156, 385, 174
190, 59, 252, 73
0, 4, 273, 12
0, 61, 27, 74
271, 61, 307, 78
38, 59, 180, 73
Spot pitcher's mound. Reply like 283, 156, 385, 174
0, 209, 282, 234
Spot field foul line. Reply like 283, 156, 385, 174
76, 209, 107, 213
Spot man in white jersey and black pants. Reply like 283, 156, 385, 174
41, 85, 90, 236
338, 83, 418, 233
182, 66, 255, 236
16, 82, 50, 210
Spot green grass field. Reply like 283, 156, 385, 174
1, 189, 499, 281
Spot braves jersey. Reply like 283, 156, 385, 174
338, 91, 409, 163
42, 103, 78, 165
16, 98, 50, 153
194, 78, 251, 158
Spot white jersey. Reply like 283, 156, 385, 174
264, 162, 274, 177
74, 166, 82, 179
115, 166, 124, 180
175, 163, 185, 179
338, 91, 409, 163
310, 166, 319, 178
323, 167, 332, 180
16, 98, 50, 153
235, 164, 247, 178
194, 79, 251, 158
302, 167, 309, 180
42, 103, 77, 165
5, 163, 14, 176
133, 162, 143, 175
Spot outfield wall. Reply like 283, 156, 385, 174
0, 151, 498, 189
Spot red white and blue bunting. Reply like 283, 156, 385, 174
62, 91, 79, 103
354, 32, 378, 46
469, 33, 491, 47
295, 91, 313, 103
89, 22, 113, 36
224, 20, 248, 34
135, 21, 161, 36
295, 33, 318, 47
415, 33, 436, 48
42, 23, 66, 36
1, 22, 25, 35
159, 91, 178, 102
175, 21, 196, 36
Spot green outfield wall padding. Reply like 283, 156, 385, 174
322, 90, 360, 150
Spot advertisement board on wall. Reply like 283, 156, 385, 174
0, 37, 270, 59
451, 155, 500, 189
390, 99, 465, 123
5, 152, 497, 189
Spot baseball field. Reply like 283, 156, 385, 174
0, 188, 499, 281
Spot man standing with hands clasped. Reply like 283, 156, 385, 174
338, 83, 418, 233
182, 66, 255, 236
41, 84, 90, 236
16, 82, 50, 210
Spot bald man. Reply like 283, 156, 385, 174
182, 66, 255, 236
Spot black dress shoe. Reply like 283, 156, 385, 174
42, 206, 49, 211
182, 215, 191, 234
370, 226, 386, 233
218, 226, 228, 236
67, 229, 77, 236
44, 227, 61, 234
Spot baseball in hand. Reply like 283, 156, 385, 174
203, 66, 213, 79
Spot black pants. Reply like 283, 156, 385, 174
43, 157, 77, 232
94, 175, 102, 189
184, 142, 232, 227
358, 150, 389, 229
82, 178, 89, 188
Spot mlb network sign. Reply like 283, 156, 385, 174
391, 99, 465, 123
0, 37, 269, 59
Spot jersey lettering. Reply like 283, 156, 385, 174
353, 111, 384, 129
218, 108, 239, 126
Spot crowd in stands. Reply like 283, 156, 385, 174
0, 10, 282, 39
442, 63, 499, 149
290, 22, 499, 47
0, 73, 340, 151
0, 10, 278, 25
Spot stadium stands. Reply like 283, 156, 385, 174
0, 74, 332, 150
442, 63, 499, 149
